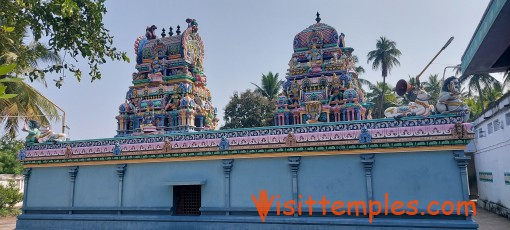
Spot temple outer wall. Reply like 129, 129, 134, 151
17, 149, 477, 229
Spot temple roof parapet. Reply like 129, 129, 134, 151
18, 114, 474, 166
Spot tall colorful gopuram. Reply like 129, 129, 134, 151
275, 13, 373, 126
116, 19, 218, 137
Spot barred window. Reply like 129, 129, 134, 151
494, 119, 500, 132
506, 112, 510, 126
488, 123, 493, 134
173, 185, 201, 215
478, 128, 485, 138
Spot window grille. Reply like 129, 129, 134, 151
174, 185, 201, 215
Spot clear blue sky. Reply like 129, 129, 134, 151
9, 0, 497, 140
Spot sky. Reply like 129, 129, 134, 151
4, 0, 497, 140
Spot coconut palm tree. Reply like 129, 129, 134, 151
367, 37, 402, 117
458, 73, 501, 111
451, 64, 462, 76
483, 82, 503, 107
352, 55, 365, 75
423, 74, 442, 105
251, 72, 284, 101
1, 42, 60, 138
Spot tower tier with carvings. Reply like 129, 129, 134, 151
116, 19, 218, 137
275, 13, 374, 125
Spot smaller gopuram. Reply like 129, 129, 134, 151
116, 19, 218, 137
275, 13, 373, 126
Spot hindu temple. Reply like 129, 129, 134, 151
16, 16, 478, 230
116, 19, 218, 137
275, 13, 373, 126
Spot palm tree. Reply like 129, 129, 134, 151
1, 42, 60, 138
423, 74, 442, 105
367, 37, 402, 117
1, 81, 59, 138
483, 82, 503, 107
451, 64, 462, 76
504, 70, 509, 89
458, 74, 501, 111
251, 72, 284, 101
352, 55, 365, 75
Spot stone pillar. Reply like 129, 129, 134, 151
288, 156, 301, 216
453, 150, 471, 201
360, 154, 375, 201
222, 159, 234, 215
68, 166, 79, 214
22, 168, 32, 214
116, 164, 127, 214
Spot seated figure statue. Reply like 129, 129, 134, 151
435, 76, 470, 121
22, 120, 41, 143
22, 120, 66, 143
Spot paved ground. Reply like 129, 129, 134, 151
473, 208, 510, 230
0, 216, 16, 230
1, 208, 509, 230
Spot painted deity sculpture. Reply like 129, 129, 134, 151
22, 120, 66, 144
116, 18, 218, 137
435, 76, 470, 121
384, 89, 433, 118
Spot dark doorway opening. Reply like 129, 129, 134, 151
173, 185, 201, 215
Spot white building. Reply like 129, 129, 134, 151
472, 92, 510, 218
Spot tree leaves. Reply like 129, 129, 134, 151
0, 0, 128, 87
0, 63, 19, 99
0, 64, 16, 75
251, 72, 283, 101
221, 90, 274, 129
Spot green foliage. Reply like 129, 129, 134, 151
0, 38, 61, 138
0, 180, 23, 208
0, 136, 24, 174
251, 72, 284, 100
464, 96, 482, 119
423, 74, 442, 106
459, 73, 501, 111
367, 37, 402, 117
365, 82, 397, 119
221, 90, 274, 129
0, 78, 60, 137
0, 63, 19, 99
366, 37, 402, 78
0, 0, 129, 87
0, 180, 23, 216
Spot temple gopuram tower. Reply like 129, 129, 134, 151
275, 13, 373, 125
116, 19, 218, 137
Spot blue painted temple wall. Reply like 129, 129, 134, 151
18, 148, 479, 229
25, 151, 463, 210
